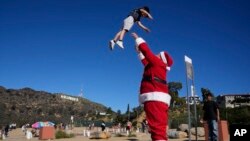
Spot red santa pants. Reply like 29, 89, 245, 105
144, 101, 169, 141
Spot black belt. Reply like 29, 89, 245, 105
142, 76, 167, 84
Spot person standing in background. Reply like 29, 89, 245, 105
101, 121, 106, 132
202, 92, 220, 141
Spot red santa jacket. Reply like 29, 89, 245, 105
136, 37, 173, 106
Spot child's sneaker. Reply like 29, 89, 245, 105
116, 40, 124, 49
109, 40, 116, 50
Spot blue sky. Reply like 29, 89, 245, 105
1, 0, 250, 113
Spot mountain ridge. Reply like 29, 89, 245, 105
0, 86, 112, 127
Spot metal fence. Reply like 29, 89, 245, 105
169, 116, 202, 129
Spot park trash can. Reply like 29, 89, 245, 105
39, 126, 55, 140
204, 120, 229, 141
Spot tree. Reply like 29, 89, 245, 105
220, 107, 250, 125
117, 110, 121, 115
168, 82, 183, 107
114, 110, 123, 124
106, 107, 113, 114
126, 104, 130, 120
130, 107, 139, 120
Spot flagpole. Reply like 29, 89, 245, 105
184, 56, 191, 141
185, 55, 198, 141
191, 65, 198, 141
192, 85, 198, 141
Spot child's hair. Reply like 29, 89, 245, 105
142, 6, 150, 13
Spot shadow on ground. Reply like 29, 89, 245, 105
126, 139, 138, 141
183, 140, 205, 141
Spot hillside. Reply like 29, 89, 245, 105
0, 86, 113, 127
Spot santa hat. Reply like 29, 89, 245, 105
160, 51, 173, 71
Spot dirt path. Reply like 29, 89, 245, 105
6, 128, 205, 141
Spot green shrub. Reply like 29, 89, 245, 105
55, 130, 74, 139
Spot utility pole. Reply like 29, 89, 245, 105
185, 56, 192, 141
185, 55, 198, 141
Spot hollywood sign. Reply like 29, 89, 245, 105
61, 95, 79, 102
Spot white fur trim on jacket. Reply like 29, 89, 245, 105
138, 52, 145, 60
139, 92, 171, 106
135, 37, 146, 47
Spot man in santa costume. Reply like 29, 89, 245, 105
131, 32, 173, 141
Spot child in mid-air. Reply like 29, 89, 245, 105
109, 6, 153, 50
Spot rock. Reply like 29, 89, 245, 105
178, 124, 189, 132
168, 131, 187, 139
65, 129, 73, 135
26, 130, 33, 139
90, 132, 111, 139
178, 131, 188, 138
190, 127, 205, 137
168, 130, 178, 138
168, 129, 177, 132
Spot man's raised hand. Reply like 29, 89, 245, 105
131, 32, 139, 39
